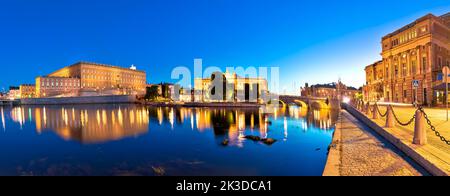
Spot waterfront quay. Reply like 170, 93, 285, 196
326, 102, 450, 176
323, 110, 427, 176
370, 105, 450, 175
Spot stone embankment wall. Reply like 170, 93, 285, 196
21, 95, 138, 105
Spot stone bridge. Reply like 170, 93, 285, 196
276, 95, 337, 109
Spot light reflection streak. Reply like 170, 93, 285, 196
1, 107, 5, 131
190, 114, 194, 130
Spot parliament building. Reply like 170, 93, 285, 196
194, 71, 269, 103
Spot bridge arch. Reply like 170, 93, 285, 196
310, 100, 329, 109
293, 100, 308, 108
268, 99, 287, 108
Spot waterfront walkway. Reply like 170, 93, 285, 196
323, 110, 428, 176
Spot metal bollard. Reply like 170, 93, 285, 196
366, 103, 372, 116
385, 106, 395, 128
413, 110, 427, 145
372, 105, 379, 119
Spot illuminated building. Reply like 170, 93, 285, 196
36, 62, 147, 98
364, 12, 450, 106
19, 84, 36, 98
301, 82, 360, 100
194, 71, 269, 102
36, 77, 81, 98
363, 61, 384, 102
7, 86, 20, 100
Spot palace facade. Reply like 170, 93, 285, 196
364, 12, 450, 106
35, 77, 81, 97
363, 60, 384, 102
35, 62, 147, 98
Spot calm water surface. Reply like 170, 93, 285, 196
0, 105, 338, 176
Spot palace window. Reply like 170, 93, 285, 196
402, 63, 407, 77
420, 26, 428, 33
395, 64, 399, 77
386, 67, 389, 78
411, 60, 417, 75
422, 57, 427, 73
438, 57, 442, 69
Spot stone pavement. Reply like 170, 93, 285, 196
324, 110, 428, 176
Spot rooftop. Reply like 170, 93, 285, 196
365, 60, 383, 69
74, 61, 146, 73
382, 12, 450, 40
38, 76, 80, 79
310, 83, 359, 91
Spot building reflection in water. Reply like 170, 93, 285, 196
10, 105, 149, 144
6, 105, 337, 146
146, 105, 337, 147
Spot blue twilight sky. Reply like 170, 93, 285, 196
0, 0, 449, 95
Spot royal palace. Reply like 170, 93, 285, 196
35, 62, 146, 98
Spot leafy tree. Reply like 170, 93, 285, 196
145, 86, 160, 100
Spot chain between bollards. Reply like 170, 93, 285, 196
353, 101, 449, 146
389, 105, 416, 126
418, 106, 450, 146
375, 104, 388, 117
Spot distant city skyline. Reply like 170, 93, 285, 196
1, 0, 449, 95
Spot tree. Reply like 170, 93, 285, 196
145, 86, 160, 100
